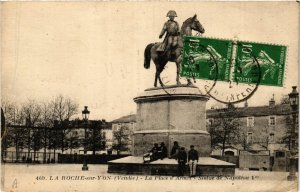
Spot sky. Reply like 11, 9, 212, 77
1, 2, 299, 121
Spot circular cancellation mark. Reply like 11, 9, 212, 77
205, 43, 262, 104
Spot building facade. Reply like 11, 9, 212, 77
111, 114, 136, 154
207, 98, 297, 156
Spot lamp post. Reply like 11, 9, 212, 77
287, 86, 298, 181
82, 106, 90, 171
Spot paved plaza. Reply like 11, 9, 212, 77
1, 164, 298, 192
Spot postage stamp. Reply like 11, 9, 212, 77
235, 41, 286, 87
181, 36, 233, 82
181, 36, 287, 87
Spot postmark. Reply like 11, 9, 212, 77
181, 36, 287, 104
206, 40, 262, 104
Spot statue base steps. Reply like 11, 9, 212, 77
107, 156, 235, 176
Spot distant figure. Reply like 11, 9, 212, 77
158, 142, 168, 160
188, 145, 199, 177
170, 141, 180, 159
177, 147, 187, 176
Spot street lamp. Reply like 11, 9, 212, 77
82, 106, 90, 171
287, 86, 298, 181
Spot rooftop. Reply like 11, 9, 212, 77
207, 104, 291, 118
111, 114, 136, 123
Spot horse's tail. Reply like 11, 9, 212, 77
144, 43, 154, 69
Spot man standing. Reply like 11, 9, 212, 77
188, 145, 199, 177
157, 10, 180, 55
177, 147, 187, 176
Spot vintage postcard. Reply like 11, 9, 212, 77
1, 1, 299, 192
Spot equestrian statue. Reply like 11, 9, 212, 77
144, 10, 205, 87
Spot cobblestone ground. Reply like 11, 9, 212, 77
1, 164, 298, 192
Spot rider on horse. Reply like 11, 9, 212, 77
157, 10, 180, 57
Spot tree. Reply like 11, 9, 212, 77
112, 125, 129, 155
1, 129, 12, 162
2, 96, 79, 162
31, 128, 44, 162
38, 102, 54, 163
281, 114, 298, 150
51, 95, 79, 153
85, 120, 106, 155
3, 127, 27, 162
237, 127, 249, 150
21, 99, 42, 158
47, 126, 60, 162
280, 95, 290, 104
279, 95, 298, 151
66, 130, 80, 154
1, 100, 27, 162
1, 107, 9, 162
208, 104, 240, 156
258, 125, 270, 150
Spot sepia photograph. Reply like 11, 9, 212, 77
1, 1, 299, 192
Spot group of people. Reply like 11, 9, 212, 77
143, 142, 168, 162
143, 141, 199, 177
170, 141, 199, 177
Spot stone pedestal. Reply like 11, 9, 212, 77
132, 85, 211, 157
108, 85, 235, 176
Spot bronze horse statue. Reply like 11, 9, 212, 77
144, 15, 205, 87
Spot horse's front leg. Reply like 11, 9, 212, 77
154, 70, 158, 87
158, 70, 164, 87
176, 57, 182, 86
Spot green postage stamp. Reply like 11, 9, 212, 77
181, 36, 287, 87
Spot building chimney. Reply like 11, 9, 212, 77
244, 100, 248, 108
269, 94, 275, 107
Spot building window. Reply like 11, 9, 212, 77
247, 117, 254, 127
269, 133, 274, 143
208, 119, 213, 126
275, 151, 285, 158
247, 132, 253, 144
269, 116, 276, 126
130, 122, 134, 129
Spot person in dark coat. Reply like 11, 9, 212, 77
150, 143, 160, 161
188, 145, 199, 177
158, 142, 168, 160
170, 141, 180, 159
177, 147, 187, 176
